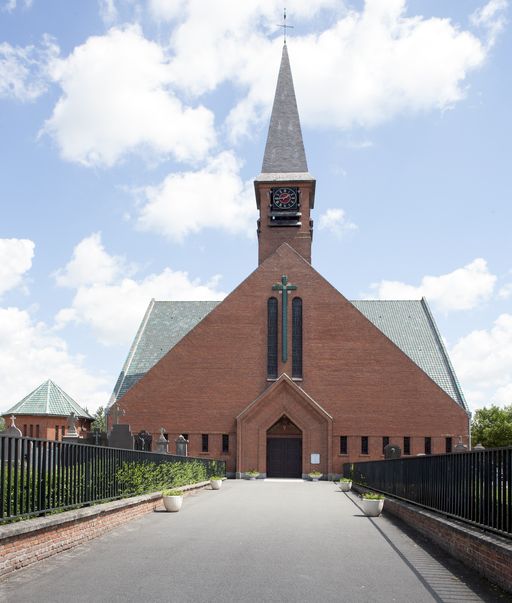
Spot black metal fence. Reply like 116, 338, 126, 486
345, 447, 512, 538
1, 435, 226, 524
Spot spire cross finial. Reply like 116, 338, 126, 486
278, 8, 293, 44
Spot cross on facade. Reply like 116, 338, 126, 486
278, 8, 293, 44
272, 274, 297, 363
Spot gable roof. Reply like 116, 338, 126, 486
351, 299, 467, 411
109, 298, 219, 407
108, 297, 467, 411
3, 379, 93, 419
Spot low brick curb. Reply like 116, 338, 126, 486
0, 480, 212, 580
352, 485, 512, 594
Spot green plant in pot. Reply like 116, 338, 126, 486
338, 477, 352, 492
361, 492, 385, 517
210, 475, 224, 490
162, 489, 184, 512
246, 470, 260, 480
308, 470, 323, 482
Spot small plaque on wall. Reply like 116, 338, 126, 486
310, 453, 320, 464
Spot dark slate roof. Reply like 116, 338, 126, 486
3, 379, 93, 419
109, 298, 467, 411
260, 44, 310, 176
108, 299, 219, 407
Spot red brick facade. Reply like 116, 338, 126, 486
115, 241, 469, 478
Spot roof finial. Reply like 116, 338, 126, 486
278, 8, 293, 45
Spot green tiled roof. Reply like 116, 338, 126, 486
351, 299, 467, 411
4, 379, 93, 419
109, 299, 219, 407
109, 297, 467, 411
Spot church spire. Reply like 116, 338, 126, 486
261, 44, 308, 174
255, 43, 315, 266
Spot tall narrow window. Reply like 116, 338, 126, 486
36, 425, 40, 438
361, 436, 369, 455
382, 436, 389, 454
267, 297, 278, 379
445, 437, 452, 453
292, 297, 302, 378
339, 436, 348, 455
202, 434, 209, 453
222, 434, 229, 453
55, 425, 59, 441
424, 437, 432, 455
403, 436, 411, 455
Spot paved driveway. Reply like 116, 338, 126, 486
0, 479, 507, 602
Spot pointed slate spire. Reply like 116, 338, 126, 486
261, 44, 309, 174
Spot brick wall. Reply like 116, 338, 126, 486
383, 497, 512, 594
117, 243, 469, 476
0, 482, 209, 580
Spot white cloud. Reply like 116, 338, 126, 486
199, 1, 488, 140
450, 313, 512, 410
137, 151, 256, 242
55, 233, 226, 345
318, 208, 357, 238
366, 258, 497, 312
2, 0, 32, 13
42, 25, 216, 167
470, 0, 508, 47
0, 306, 109, 413
55, 232, 127, 288
0, 36, 58, 102
98, 0, 118, 24
498, 283, 512, 299
0, 238, 35, 296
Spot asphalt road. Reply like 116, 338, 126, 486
0, 479, 508, 602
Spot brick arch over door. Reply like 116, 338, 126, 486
236, 374, 333, 478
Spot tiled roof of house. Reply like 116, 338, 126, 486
3, 379, 93, 419
108, 298, 467, 411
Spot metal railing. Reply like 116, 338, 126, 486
1, 435, 225, 523
345, 447, 512, 538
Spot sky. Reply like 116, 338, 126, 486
1, 0, 511, 416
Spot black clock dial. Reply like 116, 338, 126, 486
272, 187, 298, 210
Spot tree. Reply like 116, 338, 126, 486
0, 416, 5, 431
91, 406, 107, 433
471, 404, 512, 448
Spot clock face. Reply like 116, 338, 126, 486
272, 187, 298, 210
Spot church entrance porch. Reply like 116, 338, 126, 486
266, 415, 302, 478
236, 374, 333, 479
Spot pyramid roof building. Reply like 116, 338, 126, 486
4, 379, 93, 419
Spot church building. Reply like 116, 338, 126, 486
108, 45, 470, 479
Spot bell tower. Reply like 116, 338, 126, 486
255, 44, 316, 265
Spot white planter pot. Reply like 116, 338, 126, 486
163, 495, 183, 512
210, 479, 222, 490
361, 498, 384, 517
339, 481, 352, 492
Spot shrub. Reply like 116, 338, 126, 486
362, 492, 385, 500
162, 489, 183, 496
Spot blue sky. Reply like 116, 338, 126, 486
1, 0, 511, 414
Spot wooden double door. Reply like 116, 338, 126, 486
266, 437, 302, 478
